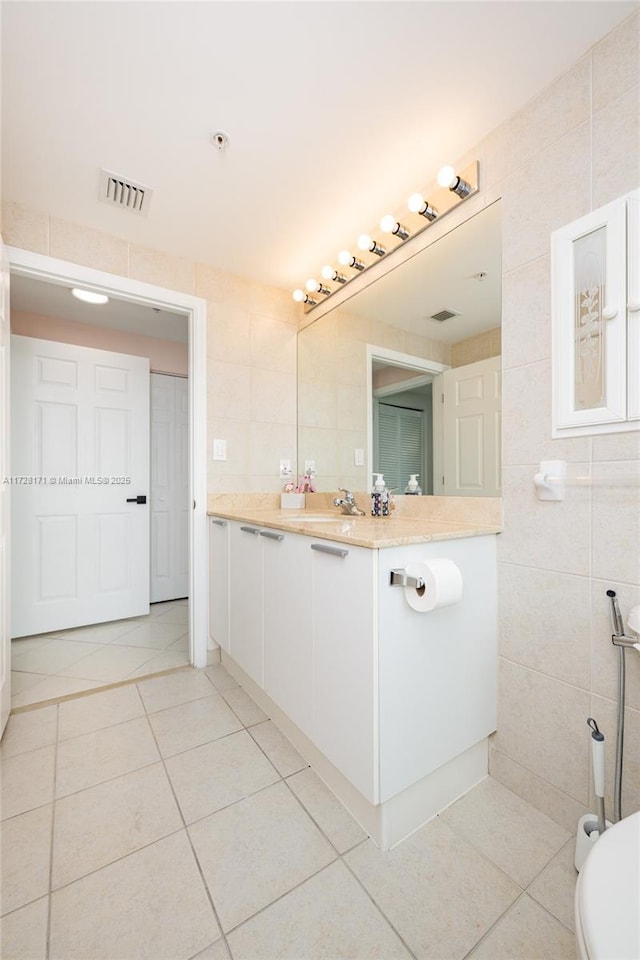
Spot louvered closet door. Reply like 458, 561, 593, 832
150, 373, 189, 602
376, 403, 424, 492
10, 336, 150, 637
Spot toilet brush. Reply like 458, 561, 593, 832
587, 717, 607, 836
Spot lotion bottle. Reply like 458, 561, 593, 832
371, 473, 386, 517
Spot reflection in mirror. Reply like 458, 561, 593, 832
297, 201, 502, 496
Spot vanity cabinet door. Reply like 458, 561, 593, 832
310, 540, 377, 803
262, 531, 313, 737
229, 521, 263, 685
208, 517, 229, 652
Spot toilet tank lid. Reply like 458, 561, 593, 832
577, 811, 640, 960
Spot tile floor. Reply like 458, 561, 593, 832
1, 664, 578, 960
10, 599, 190, 710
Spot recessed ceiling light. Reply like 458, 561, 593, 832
71, 288, 109, 305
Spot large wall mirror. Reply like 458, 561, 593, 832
297, 200, 502, 497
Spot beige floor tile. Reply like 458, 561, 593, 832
190, 941, 230, 960
1, 805, 52, 915
149, 600, 187, 618
57, 683, 145, 741
166, 633, 189, 652
440, 777, 570, 887
469, 893, 575, 959
528, 838, 577, 932
10, 676, 104, 709
55, 716, 159, 798
249, 720, 308, 777
345, 817, 520, 960
0, 896, 49, 960
10, 671, 44, 695
154, 607, 190, 625
221, 686, 268, 726
166, 730, 279, 824
137, 668, 215, 713
126, 649, 191, 678
112, 620, 187, 649
62, 643, 163, 682
203, 664, 239, 693
227, 859, 411, 959
52, 762, 183, 889
11, 638, 101, 675
11, 636, 52, 654
49, 831, 219, 960
149, 693, 242, 758
0, 704, 57, 758
56, 619, 141, 644
190, 780, 336, 932
286, 767, 367, 853
1, 744, 55, 819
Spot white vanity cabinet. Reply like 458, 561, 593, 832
208, 517, 230, 652
310, 540, 376, 802
551, 188, 640, 437
228, 522, 264, 685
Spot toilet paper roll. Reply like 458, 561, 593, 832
403, 558, 463, 612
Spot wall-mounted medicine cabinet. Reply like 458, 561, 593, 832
551, 188, 639, 437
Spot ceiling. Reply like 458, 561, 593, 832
2, 1, 637, 293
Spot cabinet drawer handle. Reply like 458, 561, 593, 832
311, 543, 349, 558
211, 519, 227, 527
260, 530, 284, 542
602, 305, 618, 320
240, 525, 261, 535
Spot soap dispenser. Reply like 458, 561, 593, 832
404, 474, 422, 495
371, 473, 388, 517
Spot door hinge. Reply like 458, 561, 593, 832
442, 476, 445, 485
441, 393, 444, 403
193, 500, 196, 510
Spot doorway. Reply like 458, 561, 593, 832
5, 246, 208, 712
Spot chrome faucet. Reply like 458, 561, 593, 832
333, 488, 366, 516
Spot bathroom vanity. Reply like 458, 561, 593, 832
208, 500, 500, 848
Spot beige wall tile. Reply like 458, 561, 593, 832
489, 744, 590, 833
195, 263, 249, 309
249, 281, 298, 326
208, 362, 251, 422
484, 57, 590, 188
499, 563, 591, 689
370, 321, 404, 353
502, 256, 550, 370
1, 201, 49, 253
297, 380, 337, 431
450, 328, 500, 368
403, 332, 450, 365
207, 303, 251, 365
500, 124, 591, 275
49, 218, 128, 274
592, 11, 640, 113
250, 368, 296, 426
592, 432, 640, 461
498, 466, 591, 576
250, 314, 297, 373
128, 243, 194, 294
591, 460, 640, 584
593, 84, 640, 206
494, 659, 590, 803
248, 422, 296, 478
298, 427, 339, 482
207, 418, 250, 478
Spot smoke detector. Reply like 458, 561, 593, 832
98, 169, 152, 215
210, 130, 230, 151
429, 308, 459, 323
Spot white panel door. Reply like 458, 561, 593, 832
0, 244, 10, 734
11, 335, 150, 637
441, 355, 501, 497
150, 373, 189, 602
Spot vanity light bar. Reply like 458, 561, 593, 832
291, 161, 479, 310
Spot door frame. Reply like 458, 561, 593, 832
7, 246, 209, 668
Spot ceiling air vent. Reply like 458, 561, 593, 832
429, 308, 459, 323
98, 169, 152, 215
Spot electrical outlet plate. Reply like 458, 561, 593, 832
304, 459, 316, 475
279, 459, 292, 478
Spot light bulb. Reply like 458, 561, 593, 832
71, 288, 109, 305
337, 250, 365, 271
379, 215, 410, 240
306, 278, 330, 296
437, 165, 456, 189
292, 289, 306, 302
407, 193, 438, 221
437, 165, 472, 198
321, 265, 347, 284
357, 234, 385, 257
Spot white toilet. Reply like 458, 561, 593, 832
575, 810, 640, 959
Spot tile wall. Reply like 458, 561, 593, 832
2, 12, 639, 828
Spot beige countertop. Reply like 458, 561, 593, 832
206, 506, 501, 549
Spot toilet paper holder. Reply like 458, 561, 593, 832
389, 568, 425, 590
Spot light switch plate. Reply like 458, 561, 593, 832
213, 438, 227, 461
354, 448, 364, 467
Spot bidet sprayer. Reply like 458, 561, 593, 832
606, 589, 625, 637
